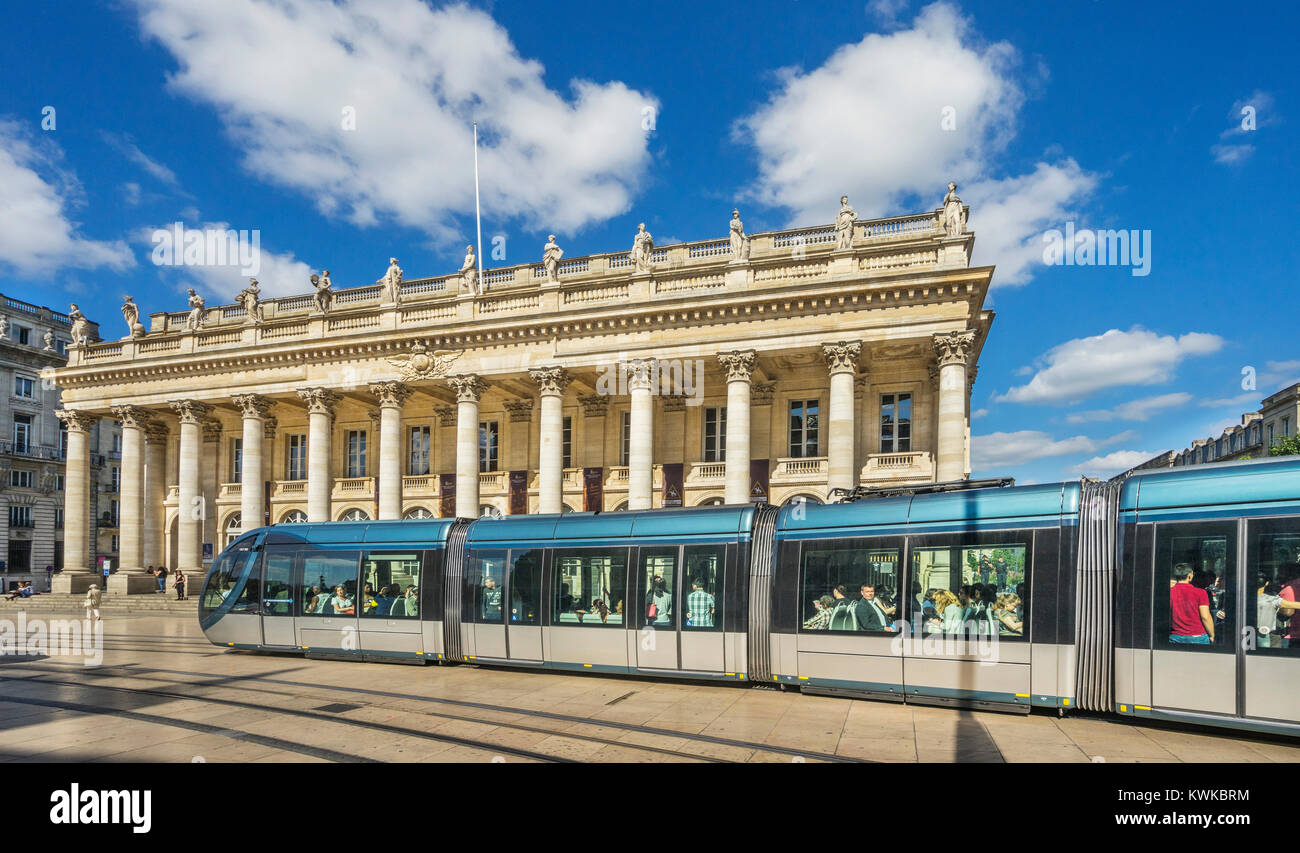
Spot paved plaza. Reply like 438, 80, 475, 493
0, 610, 1297, 764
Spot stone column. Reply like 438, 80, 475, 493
234, 395, 273, 533
823, 341, 862, 495
717, 350, 756, 505
106, 406, 149, 592
933, 331, 976, 483
168, 400, 212, 572
529, 367, 571, 514
53, 410, 96, 593
626, 359, 657, 510
297, 389, 340, 522
447, 375, 486, 518
143, 421, 169, 568
370, 382, 413, 520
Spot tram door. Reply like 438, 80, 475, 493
260, 547, 296, 647
465, 549, 543, 662
295, 549, 361, 654
1241, 516, 1300, 723
1149, 522, 1237, 716
634, 544, 726, 673
356, 550, 424, 655
506, 549, 543, 662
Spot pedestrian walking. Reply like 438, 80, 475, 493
155, 565, 168, 594
84, 584, 102, 622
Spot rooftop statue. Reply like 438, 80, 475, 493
235, 278, 264, 325
379, 257, 403, 304
942, 181, 965, 237
631, 222, 654, 273
460, 245, 478, 293
43, 328, 54, 351
311, 270, 334, 314
69, 304, 91, 344
121, 295, 145, 338
729, 209, 750, 260
185, 289, 207, 331
836, 195, 856, 249
543, 234, 563, 282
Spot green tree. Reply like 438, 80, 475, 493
1269, 434, 1300, 457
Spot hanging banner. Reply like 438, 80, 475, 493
749, 459, 770, 504
439, 473, 456, 517
583, 467, 603, 512
662, 463, 684, 508
509, 470, 528, 515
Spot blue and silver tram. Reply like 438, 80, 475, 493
199, 455, 1300, 737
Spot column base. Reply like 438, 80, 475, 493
51, 572, 98, 595
107, 572, 163, 595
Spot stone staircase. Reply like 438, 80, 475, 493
0, 593, 201, 615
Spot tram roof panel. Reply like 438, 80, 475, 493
905, 482, 1069, 525
261, 519, 456, 546
1119, 455, 1300, 512
467, 505, 755, 544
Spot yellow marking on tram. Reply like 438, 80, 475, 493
1135, 705, 1151, 711
1015, 693, 1029, 698
1063, 698, 1071, 706
1120, 704, 1127, 712
798, 675, 809, 680
583, 663, 592, 668
227, 642, 234, 646
725, 672, 734, 676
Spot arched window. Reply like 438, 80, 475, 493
697, 497, 725, 507
279, 510, 308, 524
561, 504, 575, 514
224, 513, 243, 547
403, 507, 434, 519
480, 505, 502, 519
613, 501, 629, 512
338, 508, 370, 522
784, 494, 822, 507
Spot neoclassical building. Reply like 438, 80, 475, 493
48, 190, 994, 593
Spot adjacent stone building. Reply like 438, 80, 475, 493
0, 295, 106, 590
49, 190, 995, 593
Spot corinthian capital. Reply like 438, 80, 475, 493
579, 394, 608, 417
296, 388, 341, 416
821, 341, 862, 375
624, 358, 658, 393
932, 330, 976, 368
528, 366, 572, 397
111, 405, 152, 430
446, 374, 487, 404
233, 394, 274, 420
504, 399, 534, 423
369, 381, 413, 409
717, 350, 757, 383
144, 420, 170, 442
168, 399, 214, 425
55, 409, 98, 433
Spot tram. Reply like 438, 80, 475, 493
199, 455, 1300, 737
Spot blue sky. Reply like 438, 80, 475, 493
1, 0, 1295, 485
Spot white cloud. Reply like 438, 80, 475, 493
1260, 359, 1300, 390
866, 0, 910, 28
1200, 391, 1261, 409
101, 131, 181, 188
972, 430, 1097, 470
1213, 90, 1275, 165
733, 2, 1097, 286
1065, 392, 1193, 423
996, 327, 1223, 405
130, 0, 657, 244
972, 407, 988, 419
0, 121, 136, 277
1067, 449, 1153, 477
136, 222, 314, 302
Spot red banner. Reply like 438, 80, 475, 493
749, 459, 770, 504
583, 467, 603, 512
662, 463, 684, 508
439, 473, 456, 517
509, 470, 528, 515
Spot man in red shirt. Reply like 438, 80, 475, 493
1169, 563, 1214, 644
1278, 563, 1300, 649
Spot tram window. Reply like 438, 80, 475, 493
799, 539, 900, 633
552, 549, 628, 627
262, 548, 295, 616
641, 546, 678, 629
231, 551, 260, 614
1154, 522, 1236, 652
1245, 517, 1300, 657
200, 547, 246, 616
360, 552, 421, 619
471, 550, 508, 624
510, 550, 542, 626
683, 544, 724, 631
300, 550, 360, 617
910, 544, 1027, 638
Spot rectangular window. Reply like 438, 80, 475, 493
1246, 517, 1300, 657
111, 499, 119, 527
1154, 521, 1235, 651
13, 376, 34, 398
299, 550, 360, 617
55, 474, 65, 491
684, 545, 725, 631
552, 548, 628, 627
789, 400, 820, 458
470, 549, 508, 624
56, 339, 67, 355
479, 421, 498, 472
1286, 417, 1292, 437
9, 470, 33, 489
14, 325, 30, 346
562, 416, 573, 469
111, 466, 120, 491
1269, 424, 1275, 448
909, 542, 1028, 637
112, 432, 121, 453
620, 412, 631, 467
55, 508, 65, 529
111, 535, 119, 553
360, 552, 421, 619
703, 407, 727, 463
261, 549, 296, 616
13, 415, 31, 453
510, 549, 542, 626
8, 506, 33, 527
231, 437, 243, 483
799, 540, 901, 634
880, 393, 912, 453
408, 426, 431, 476
287, 434, 307, 481
640, 546, 678, 629
345, 430, 367, 478
59, 427, 68, 459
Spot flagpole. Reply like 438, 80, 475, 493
473, 121, 484, 295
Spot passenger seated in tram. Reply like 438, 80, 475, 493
304, 585, 329, 614
992, 594, 1023, 635
482, 577, 503, 620
853, 584, 896, 632
802, 595, 835, 630
399, 585, 418, 617
927, 589, 963, 634
330, 585, 354, 615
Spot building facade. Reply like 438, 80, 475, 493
49, 191, 994, 593
0, 295, 106, 590
1128, 381, 1300, 473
